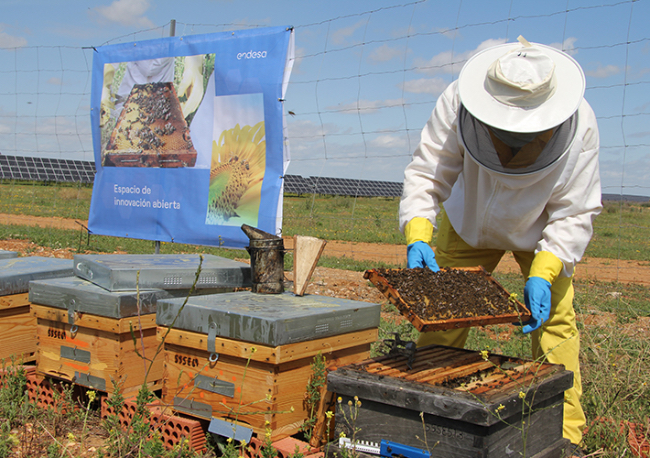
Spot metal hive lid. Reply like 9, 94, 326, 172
156, 291, 381, 347
0, 256, 74, 296
73, 253, 251, 291
0, 251, 18, 260
28, 276, 191, 318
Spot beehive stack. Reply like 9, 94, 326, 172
156, 291, 381, 443
29, 254, 252, 395
0, 256, 73, 364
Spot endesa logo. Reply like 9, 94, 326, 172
237, 50, 268, 60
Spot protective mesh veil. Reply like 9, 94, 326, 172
458, 104, 577, 175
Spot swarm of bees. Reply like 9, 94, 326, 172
208, 156, 252, 221
103, 82, 196, 167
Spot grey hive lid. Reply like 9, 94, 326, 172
28, 276, 192, 318
156, 291, 381, 347
0, 251, 18, 260
73, 253, 252, 292
0, 256, 74, 296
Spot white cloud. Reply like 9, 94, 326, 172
286, 119, 340, 141
290, 46, 306, 75
413, 38, 506, 76
401, 77, 448, 96
549, 37, 578, 56
331, 20, 365, 45
369, 134, 407, 149
585, 64, 621, 79
0, 25, 27, 49
94, 0, 154, 28
368, 44, 405, 63
325, 99, 404, 114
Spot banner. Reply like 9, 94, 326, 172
89, 26, 294, 248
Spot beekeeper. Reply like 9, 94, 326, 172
399, 36, 601, 450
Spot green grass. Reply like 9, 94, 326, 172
282, 194, 405, 245
2, 183, 649, 263
0, 181, 92, 221
588, 200, 650, 261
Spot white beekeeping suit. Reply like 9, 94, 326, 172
398, 37, 601, 455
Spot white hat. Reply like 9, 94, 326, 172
458, 37, 585, 133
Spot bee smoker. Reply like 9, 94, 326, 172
241, 224, 285, 294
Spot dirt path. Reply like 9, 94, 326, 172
2, 212, 649, 285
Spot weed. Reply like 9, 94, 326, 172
300, 352, 327, 441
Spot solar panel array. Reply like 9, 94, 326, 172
0, 155, 95, 184
2, 155, 648, 202
283, 174, 403, 197
0, 155, 404, 197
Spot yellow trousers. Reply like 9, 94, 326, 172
417, 214, 586, 445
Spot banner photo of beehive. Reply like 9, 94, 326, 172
88, 26, 294, 248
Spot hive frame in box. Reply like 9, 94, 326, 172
364, 266, 531, 332
328, 344, 573, 458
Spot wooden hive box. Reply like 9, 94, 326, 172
29, 276, 196, 395
156, 291, 381, 442
328, 345, 574, 458
0, 257, 74, 365
0, 293, 38, 364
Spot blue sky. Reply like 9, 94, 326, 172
1, 0, 648, 196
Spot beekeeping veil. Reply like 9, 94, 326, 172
457, 36, 585, 175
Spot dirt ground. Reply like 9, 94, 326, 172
2, 212, 649, 289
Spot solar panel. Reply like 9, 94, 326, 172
0, 155, 404, 198
303, 175, 403, 198
0, 155, 96, 184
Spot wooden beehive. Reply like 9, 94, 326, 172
160, 326, 377, 442
364, 267, 531, 332
0, 293, 36, 364
0, 257, 74, 365
328, 344, 573, 458
32, 304, 162, 395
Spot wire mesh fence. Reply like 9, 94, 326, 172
0, 1, 648, 286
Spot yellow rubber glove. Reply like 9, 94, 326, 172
523, 251, 563, 333
404, 217, 434, 245
405, 218, 438, 271
529, 251, 563, 283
